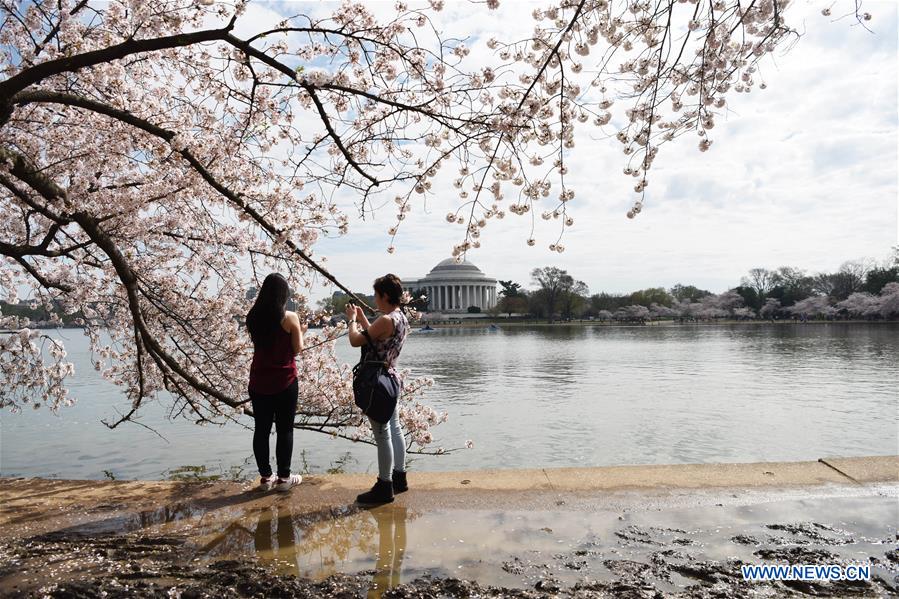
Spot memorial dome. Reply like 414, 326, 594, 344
422, 258, 488, 280
402, 258, 498, 313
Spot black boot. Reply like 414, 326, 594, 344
392, 470, 408, 494
356, 478, 394, 505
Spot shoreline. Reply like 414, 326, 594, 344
417, 318, 899, 328
5, 319, 898, 333
3, 455, 896, 500
2, 456, 897, 597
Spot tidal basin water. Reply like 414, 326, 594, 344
1, 323, 897, 480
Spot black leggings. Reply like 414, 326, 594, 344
250, 379, 298, 478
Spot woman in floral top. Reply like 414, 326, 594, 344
345, 273, 410, 504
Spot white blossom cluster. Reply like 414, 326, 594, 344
0, 328, 74, 412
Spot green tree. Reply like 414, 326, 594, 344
830, 259, 872, 301
810, 272, 837, 297
560, 280, 589, 320
628, 287, 673, 307
0, 300, 83, 327
530, 267, 574, 322
863, 267, 899, 294
589, 292, 629, 314
741, 268, 777, 300
317, 291, 374, 316
669, 284, 712, 302
498, 280, 523, 298
496, 294, 529, 318
527, 288, 550, 319
770, 266, 814, 307
733, 286, 761, 312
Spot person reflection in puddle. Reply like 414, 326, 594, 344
248, 502, 408, 597
253, 503, 299, 577
367, 505, 408, 599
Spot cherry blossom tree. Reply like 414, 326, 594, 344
0, 0, 474, 449
648, 302, 677, 319
0, 0, 873, 446
759, 297, 781, 320
876, 282, 899, 319
787, 296, 835, 319
614, 304, 649, 321
835, 285, 899, 320
731, 306, 755, 319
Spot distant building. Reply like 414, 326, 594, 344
402, 258, 498, 313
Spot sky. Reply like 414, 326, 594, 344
239, 1, 898, 300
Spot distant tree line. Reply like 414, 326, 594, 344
0, 299, 84, 328
491, 254, 899, 323
11, 254, 897, 329
318, 291, 375, 316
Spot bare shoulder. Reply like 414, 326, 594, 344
377, 313, 398, 329
369, 313, 396, 338
282, 311, 300, 331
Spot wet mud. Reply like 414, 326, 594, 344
1, 479, 897, 598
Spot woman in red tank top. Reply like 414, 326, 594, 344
246, 273, 306, 492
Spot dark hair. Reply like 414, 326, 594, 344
246, 273, 290, 348
373, 273, 404, 307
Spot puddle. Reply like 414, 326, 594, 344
185, 494, 899, 595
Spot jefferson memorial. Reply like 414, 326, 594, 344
402, 258, 498, 313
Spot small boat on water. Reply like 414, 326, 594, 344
486, 324, 499, 331
419, 325, 435, 332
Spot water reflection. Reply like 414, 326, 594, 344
196, 501, 409, 598
183, 492, 899, 595
366, 506, 407, 598
253, 503, 301, 577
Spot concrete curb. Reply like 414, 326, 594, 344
2, 456, 896, 495
309, 455, 899, 492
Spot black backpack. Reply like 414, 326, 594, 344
352, 333, 400, 424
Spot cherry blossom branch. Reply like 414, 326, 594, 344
10, 89, 375, 312
0, 22, 238, 118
